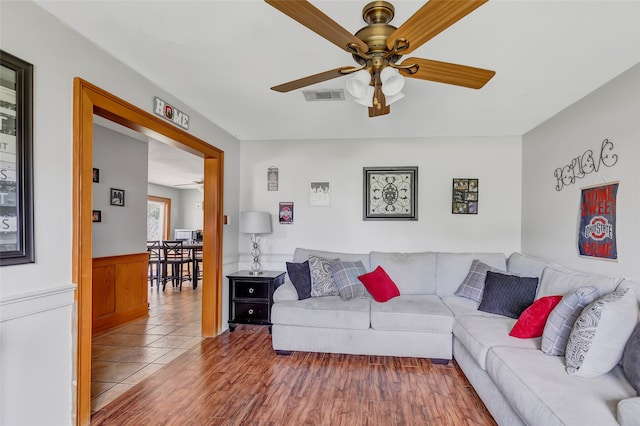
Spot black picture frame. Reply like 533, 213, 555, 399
110, 188, 125, 207
92, 210, 102, 223
92, 168, 100, 183
363, 167, 418, 220
452, 178, 479, 214
0, 51, 34, 266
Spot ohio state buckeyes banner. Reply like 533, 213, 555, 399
578, 182, 618, 260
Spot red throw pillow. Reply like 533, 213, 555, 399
509, 295, 563, 338
357, 266, 400, 302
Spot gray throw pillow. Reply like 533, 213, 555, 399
622, 322, 640, 395
331, 261, 367, 301
541, 286, 600, 356
477, 271, 539, 319
309, 255, 340, 297
565, 288, 637, 378
455, 259, 505, 302
286, 261, 312, 300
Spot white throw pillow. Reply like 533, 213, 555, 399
565, 288, 638, 378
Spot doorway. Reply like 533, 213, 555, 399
73, 78, 224, 425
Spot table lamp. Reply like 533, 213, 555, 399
239, 211, 272, 275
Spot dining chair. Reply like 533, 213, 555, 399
162, 240, 192, 291
147, 240, 163, 289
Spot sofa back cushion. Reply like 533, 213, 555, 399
292, 248, 370, 271
536, 265, 621, 300
435, 253, 507, 297
506, 252, 549, 280
617, 278, 640, 321
369, 251, 437, 294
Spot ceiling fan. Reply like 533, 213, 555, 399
266, 0, 495, 117
174, 178, 204, 187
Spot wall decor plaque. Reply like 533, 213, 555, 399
363, 167, 418, 220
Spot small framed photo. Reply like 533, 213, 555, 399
452, 179, 478, 214
110, 188, 125, 207
92, 210, 102, 222
363, 166, 418, 220
310, 181, 330, 206
92, 168, 100, 183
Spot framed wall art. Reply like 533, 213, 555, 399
92, 168, 100, 183
0, 50, 34, 266
452, 178, 478, 214
309, 181, 330, 206
363, 167, 418, 220
92, 210, 102, 223
110, 188, 125, 206
279, 202, 294, 224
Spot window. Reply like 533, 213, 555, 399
147, 195, 171, 240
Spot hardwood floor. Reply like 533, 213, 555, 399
91, 325, 497, 425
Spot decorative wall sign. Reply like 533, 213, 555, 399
110, 188, 125, 207
452, 178, 479, 214
363, 167, 417, 220
153, 96, 189, 130
267, 166, 278, 191
92, 210, 102, 223
578, 182, 618, 260
310, 181, 330, 206
279, 202, 294, 224
554, 139, 618, 191
0, 50, 34, 266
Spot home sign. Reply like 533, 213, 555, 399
153, 97, 189, 130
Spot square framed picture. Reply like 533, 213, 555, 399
452, 179, 478, 214
309, 181, 330, 206
363, 167, 418, 220
92, 210, 102, 222
110, 188, 125, 207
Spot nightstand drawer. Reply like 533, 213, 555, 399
233, 302, 269, 321
233, 281, 269, 299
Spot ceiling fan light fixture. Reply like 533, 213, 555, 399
380, 67, 405, 97
385, 91, 405, 105
353, 85, 375, 107
345, 69, 372, 99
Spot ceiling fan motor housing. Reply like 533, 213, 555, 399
353, 2, 401, 69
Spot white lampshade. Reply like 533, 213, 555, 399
353, 85, 375, 107
380, 67, 405, 97
345, 70, 372, 99
240, 211, 272, 234
385, 91, 405, 105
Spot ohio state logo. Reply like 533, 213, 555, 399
584, 216, 613, 241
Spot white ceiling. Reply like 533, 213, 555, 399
37, 1, 640, 142
38, 1, 640, 185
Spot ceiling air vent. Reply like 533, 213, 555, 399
302, 89, 345, 102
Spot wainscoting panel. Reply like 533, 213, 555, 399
92, 253, 148, 334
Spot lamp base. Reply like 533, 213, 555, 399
249, 270, 263, 276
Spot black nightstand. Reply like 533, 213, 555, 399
227, 270, 285, 334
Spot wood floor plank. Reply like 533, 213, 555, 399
91, 325, 497, 425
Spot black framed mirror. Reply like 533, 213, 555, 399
1, 50, 34, 266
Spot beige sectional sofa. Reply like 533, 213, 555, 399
271, 248, 640, 426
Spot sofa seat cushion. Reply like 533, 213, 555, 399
453, 315, 539, 370
271, 297, 370, 330
441, 295, 502, 318
486, 346, 636, 426
370, 295, 453, 333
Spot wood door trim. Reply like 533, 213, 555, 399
73, 78, 224, 425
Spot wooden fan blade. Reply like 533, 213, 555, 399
399, 57, 495, 89
265, 0, 368, 53
387, 0, 488, 54
271, 67, 353, 92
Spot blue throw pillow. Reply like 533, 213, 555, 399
478, 271, 539, 319
622, 322, 640, 395
286, 261, 312, 300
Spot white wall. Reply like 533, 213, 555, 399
0, 2, 241, 424
240, 136, 523, 267
522, 64, 640, 279
180, 188, 204, 231
92, 124, 148, 257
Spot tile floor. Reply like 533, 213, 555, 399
91, 283, 202, 413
